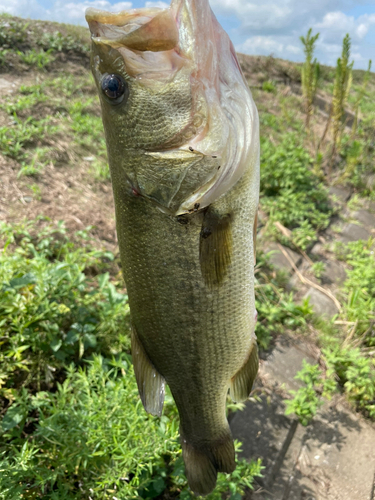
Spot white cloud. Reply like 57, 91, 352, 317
212, 0, 375, 69
0, 0, 46, 19
0, 0, 373, 69
145, 1, 169, 7
0, 0, 133, 25
314, 11, 375, 41
237, 35, 302, 59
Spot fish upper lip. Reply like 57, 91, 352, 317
86, 7, 179, 53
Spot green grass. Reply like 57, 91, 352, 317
255, 251, 312, 350
0, 219, 262, 499
17, 49, 55, 69
0, 75, 108, 178
260, 133, 332, 249
0, 12, 374, 496
286, 238, 375, 424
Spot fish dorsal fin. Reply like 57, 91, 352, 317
131, 323, 165, 417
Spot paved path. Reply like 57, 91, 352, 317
230, 336, 375, 500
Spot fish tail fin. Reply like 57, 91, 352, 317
230, 340, 258, 403
181, 428, 235, 495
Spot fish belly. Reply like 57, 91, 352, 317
111, 160, 258, 495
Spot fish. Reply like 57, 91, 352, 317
86, 0, 260, 495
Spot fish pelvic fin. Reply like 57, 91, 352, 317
230, 339, 259, 403
181, 428, 236, 496
131, 323, 165, 417
199, 207, 233, 288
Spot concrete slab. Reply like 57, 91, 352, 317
339, 223, 370, 243
303, 288, 339, 319
265, 243, 302, 273
230, 390, 297, 489
321, 260, 346, 286
329, 186, 352, 204
352, 210, 375, 232
262, 336, 317, 392
287, 403, 375, 500
236, 336, 375, 500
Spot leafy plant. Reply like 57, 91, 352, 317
285, 361, 324, 425
255, 252, 313, 349
260, 134, 332, 249
300, 28, 320, 130
336, 239, 375, 344
351, 59, 372, 138
37, 31, 89, 54
311, 261, 325, 279
17, 49, 55, 70
329, 34, 353, 174
0, 219, 129, 393
262, 80, 276, 93
0, 18, 28, 48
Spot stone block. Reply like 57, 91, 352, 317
339, 223, 370, 243
304, 287, 339, 319
262, 336, 317, 392
329, 186, 352, 203
321, 260, 347, 286
265, 243, 302, 273
352, 210, 375, 231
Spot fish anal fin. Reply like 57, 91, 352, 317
230, 340, 259, 403
181, 428, 235, 495
131, 324, 165, 417
199, 208, 233, 288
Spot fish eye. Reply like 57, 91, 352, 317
101, 74, 128, 104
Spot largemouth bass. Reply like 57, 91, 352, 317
86, 0, 260, 495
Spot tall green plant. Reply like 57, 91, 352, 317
300, 28, 320, 130
330, 34, 353, 175
351, 59, 372, 138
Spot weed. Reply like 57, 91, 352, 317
255, 252, 313, 349
337, 239, 375, 343
18, 147, 50, 177
91, 158, 111, 181
330, 34, 353, 174
0, 357, 263, 499
0, 48, 8, 66
300, 28, 320, 130
262, 80, 276, 93
37, 31, 89, 54
28, 183, 42, 200
351, 59, 372, 138
1, 86, 47, 115
0, 219, 129, 393
17, 49, 55, 70
285, 361, 324, 425
0, 18, 28, 48
311, 261, 325, 279
260, 134, 332, 249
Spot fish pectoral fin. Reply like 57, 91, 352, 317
230, 340, 259, 403
181, 428, 235, 496
199, 207, 233, 287
131, 323, 165, 417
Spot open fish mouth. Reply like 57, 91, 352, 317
86, 0, 259, 214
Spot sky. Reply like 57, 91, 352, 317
0, 0, 374, 70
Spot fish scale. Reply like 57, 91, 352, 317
86, 0, 260, 494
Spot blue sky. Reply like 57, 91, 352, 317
0, 0, 374, 69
